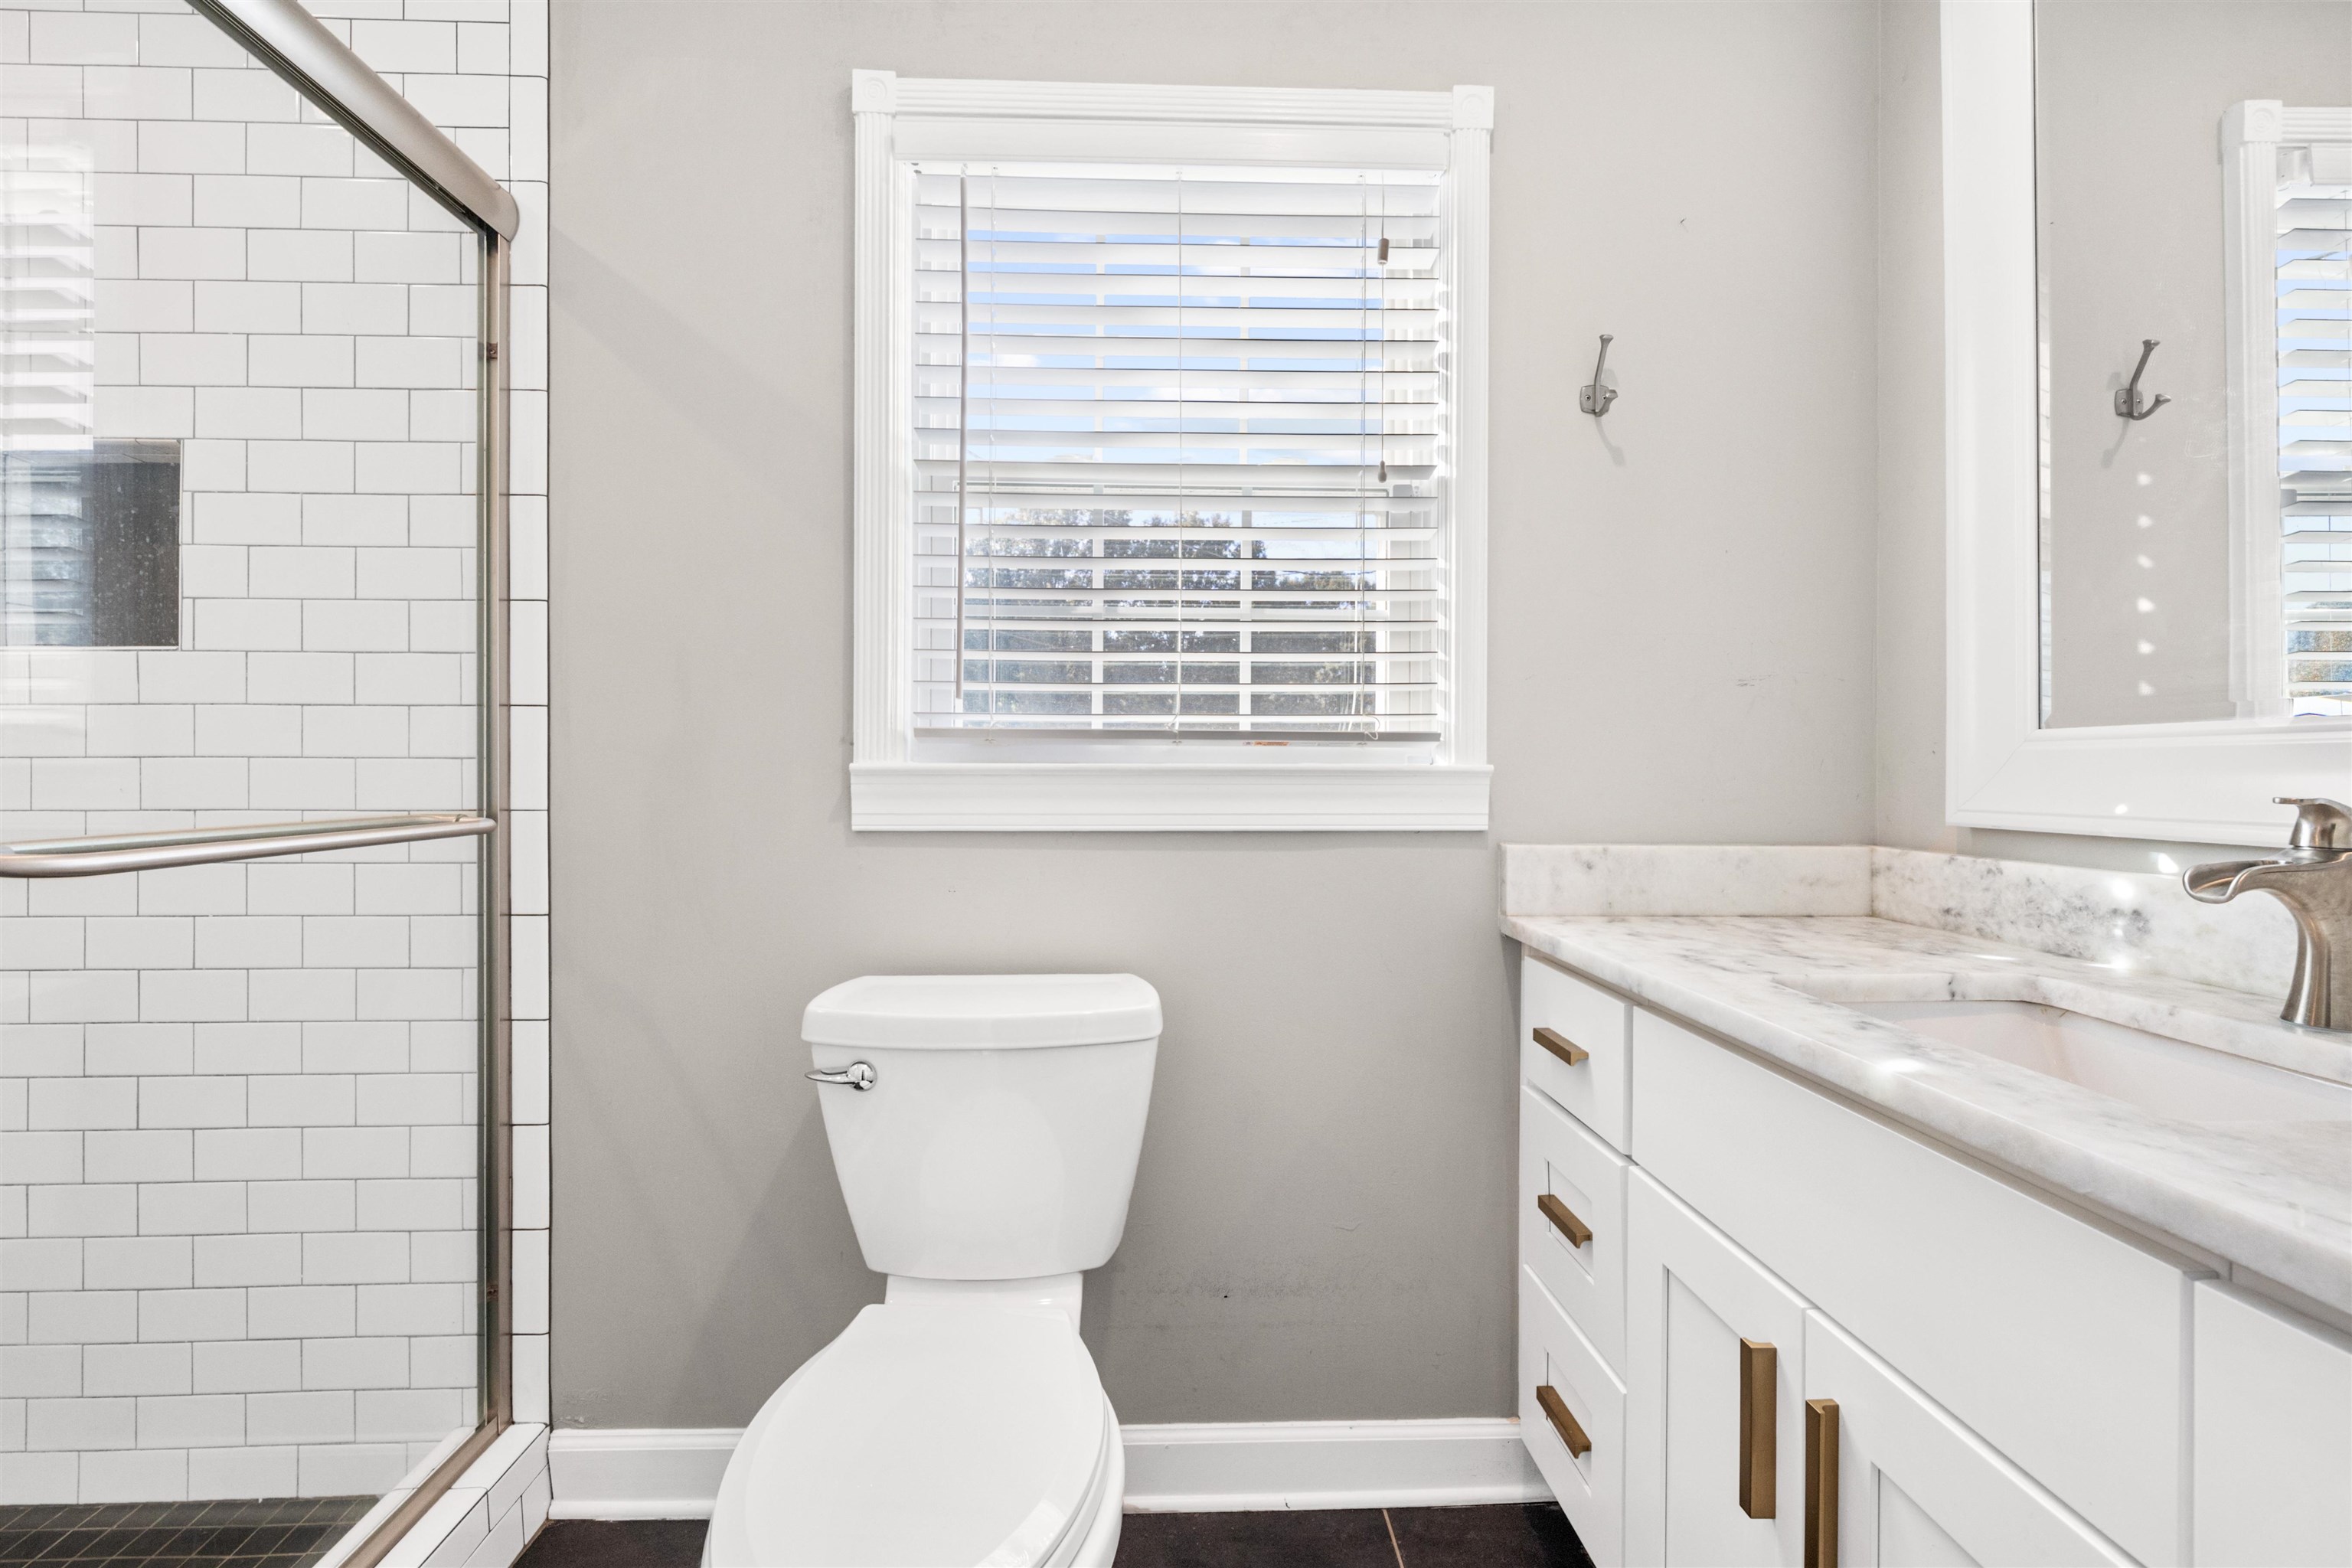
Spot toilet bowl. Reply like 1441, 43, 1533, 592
704, 974, 1160, 1568
704, 1300, 1124, 1567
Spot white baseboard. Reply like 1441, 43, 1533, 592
1119, 1418, 1550, 1513
547, 1417, 1549, 1521
548, 1428, 736, 1521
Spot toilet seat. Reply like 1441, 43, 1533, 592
705, 1303, 1119, 1568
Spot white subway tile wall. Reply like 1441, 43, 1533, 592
1, 0, 551, 1514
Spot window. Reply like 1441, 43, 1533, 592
850, 74, 1492, 831
915, 164, 1442, 739
2225, 100, 2352, 719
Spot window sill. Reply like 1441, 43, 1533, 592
848, 762, 1492, 832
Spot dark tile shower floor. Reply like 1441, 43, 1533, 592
515, 1503, 1597, 1568
0, 1498, 376, 1568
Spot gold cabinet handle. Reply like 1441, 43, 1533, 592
1537, 1193, 1592, 1249
1739, 1339, 1776, 1519
1536, 1383, 1591, 1458
1805, 1397, 1839, 1568
1533, 1027, 1589, 1067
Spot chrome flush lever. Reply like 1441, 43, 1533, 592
2114, 338, 2171, 420
1579, 335, 1618, 416
806, 1061, 878, 1090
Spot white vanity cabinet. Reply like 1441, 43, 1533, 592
1514, 949, 2351, 1567
1614, 1161, 2128, 1568
2191, 1281, 2352, 1566
1630, 1005, 2193, 1565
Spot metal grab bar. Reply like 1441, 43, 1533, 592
0, 813, 492, 878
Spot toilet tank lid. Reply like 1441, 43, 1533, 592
802, 972, 1161, 1048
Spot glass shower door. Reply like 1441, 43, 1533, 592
2, 2, 508, 1560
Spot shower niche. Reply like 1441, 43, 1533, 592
0, 439, 181, 648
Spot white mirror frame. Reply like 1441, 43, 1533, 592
1941, 0, 2351, 848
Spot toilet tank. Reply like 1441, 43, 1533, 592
802, 974, 1160, 1281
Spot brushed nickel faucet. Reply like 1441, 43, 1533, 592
2184, 798, 2352, 1031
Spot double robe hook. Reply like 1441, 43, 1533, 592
1579, 335, 1618, 416
2115, 338, 2170, 421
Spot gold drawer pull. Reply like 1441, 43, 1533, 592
1805, 1397, 1839, 1568
1739, 1338, 1776, 1518
1536, 1383, 1591, 1458
1537, 1193, 1592, 1249
1532, 1027, 1589, 1067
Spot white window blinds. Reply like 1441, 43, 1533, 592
2279, 140, 2351, 717
908, 163, 1448, 739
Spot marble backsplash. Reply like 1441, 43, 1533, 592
1500, 844, 2300, 1001
1498, 844, 1871, 917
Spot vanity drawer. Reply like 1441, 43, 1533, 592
1521, 1265, 1625, 1566
1521, 1085, 1628, 1376
1630, 1006, 2197, 1568
1519, 952, 1632, 1152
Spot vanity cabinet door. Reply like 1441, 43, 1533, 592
1802, 1310, 2132, 1567
2193, 1281, 2352, 1566
1625, 1171, 1808, 1568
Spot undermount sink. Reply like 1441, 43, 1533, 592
1830, 998, 2352, 1126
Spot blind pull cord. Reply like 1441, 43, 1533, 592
1376, 198, 1390, 486
1174, 170, 1185, 733
955, 172, 969, 704
1358, 178, 1372, 733
1370, 183, 1387, 730
983, 170, 998, 720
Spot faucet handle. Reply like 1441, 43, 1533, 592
2275, 797, 2352, 853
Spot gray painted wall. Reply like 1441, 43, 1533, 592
1873, 0, 1952, 856
548, 0, 1880, 1427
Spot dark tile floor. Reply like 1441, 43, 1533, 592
515, 1504, 1595, 1568
0, 1497, 377, 1567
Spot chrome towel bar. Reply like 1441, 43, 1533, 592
0, 813, 493, 877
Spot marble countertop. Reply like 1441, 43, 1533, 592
1501, 910, 2352, 1317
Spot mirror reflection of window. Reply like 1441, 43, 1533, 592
2263, 130, 2352, 717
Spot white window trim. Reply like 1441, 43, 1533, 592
1940, 2, 2351, 848
848, 70, 1494, 832
2223, 100, 2352, 720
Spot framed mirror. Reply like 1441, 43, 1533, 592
1943, 0, 2352, 845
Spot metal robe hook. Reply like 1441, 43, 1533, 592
2114, 338, 2171, 421
1579, 335, 1619, 416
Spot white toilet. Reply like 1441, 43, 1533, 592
704, 973, 1161, 1568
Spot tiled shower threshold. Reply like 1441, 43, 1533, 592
0, 1497, 375, 1567
0, 1426, 551, 1568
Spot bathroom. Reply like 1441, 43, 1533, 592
0, 0, 2346, 1565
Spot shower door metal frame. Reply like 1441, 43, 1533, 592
0, 3, 518, 1561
